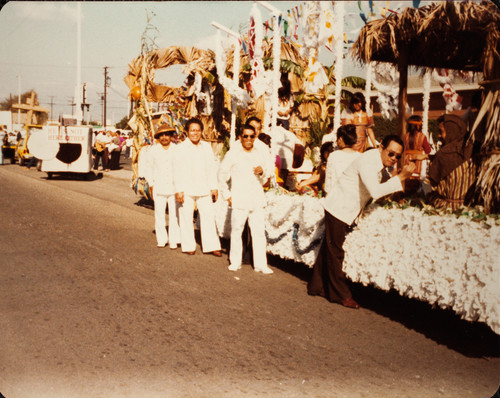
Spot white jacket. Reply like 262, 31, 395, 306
218, 142, 272, 210
323, 148, 402, 225
173, 139, 218, 196
146, 143, 176, 195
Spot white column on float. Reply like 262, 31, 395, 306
211, 21, 241, 147
332, 1, 345, 134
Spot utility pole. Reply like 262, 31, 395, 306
69, 97, 76, 115
49, 96, 55, 121
103, 66, 110, 129
17, 74, 21, 125
97, 92, 104, 127
81, 83, 90, 124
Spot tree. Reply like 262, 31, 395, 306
115, 115, 130, 130
0, 90, 38, 110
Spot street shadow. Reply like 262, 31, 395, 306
134, 197, 154, 210
268, 255, 499, 358
43, 171, 103, 181
351, 283, 500, 358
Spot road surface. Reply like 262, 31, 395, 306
0, 163, 498, 397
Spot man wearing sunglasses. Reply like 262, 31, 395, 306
218, 124, 274, 274
145, 123, 181, 249
308, 134, 416, 309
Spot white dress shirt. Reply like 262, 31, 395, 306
173, 139, 218, 196
218, 142, 272, 210
324, 150, 361, 195
138, 144, 156, 179
323, 148, 403, 225
146, 143, 176, 195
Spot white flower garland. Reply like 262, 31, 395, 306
432, 69, 462, 113
248, 3, 268, 99
332, 1, 345, 132
318, 1, 335, 49
270, 12, 281, 131
365, 61, 373, 116
300, 1, 321, 58
214, 30, 252, 108
422, 69, 431, 137
372, 62, 399, 120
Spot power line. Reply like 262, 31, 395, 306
49, 96, 55, 120
107, 85, 129, 99
0, 62, 125, 69
104, 66, 109, 127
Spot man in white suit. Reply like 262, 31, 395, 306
219, 123, 273, 274
145, 123, 181, 249
174, 118, 221, 256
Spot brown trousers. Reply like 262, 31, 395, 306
308, 211, 352, 302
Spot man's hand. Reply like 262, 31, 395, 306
227, 197, 232, 207
398, 163, 417, 182
211, 189, 218, 203
175, 192, 184, 204
254, 166, 263, 176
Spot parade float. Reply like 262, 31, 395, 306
347, 0, 499, 333
125, 1, 499, 334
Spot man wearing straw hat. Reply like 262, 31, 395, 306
173, 118, 222, 256
145, 123, 181, 249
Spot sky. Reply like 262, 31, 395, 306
0, 1, 426, 125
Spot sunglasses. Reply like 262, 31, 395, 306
242, 134, 256, 139
387, 151, 402, 160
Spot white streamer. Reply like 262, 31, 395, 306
332, 1, 345, 133
365, 61, 373, 120
214, 30, 252, 109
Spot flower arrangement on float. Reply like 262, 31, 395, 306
343, 200, 500, 333
216, 189, 500, 333
215, 188, 326, 266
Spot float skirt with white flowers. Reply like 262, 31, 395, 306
215, 189, 325, 267
344, 204, 500, 334
215, 191, 500, 334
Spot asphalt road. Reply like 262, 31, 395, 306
0, 162, 498, 398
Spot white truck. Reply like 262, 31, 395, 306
30, 124, 94, 179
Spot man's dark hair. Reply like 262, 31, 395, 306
381, 134, 404, 149
240, 124, 255, 135
258, 133, 271, 147
320, 141, 334, 163
337, 124, 357, 147
185, 117, 203, 132
246, 116, 261, 125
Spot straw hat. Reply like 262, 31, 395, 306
154, 123, 176, 138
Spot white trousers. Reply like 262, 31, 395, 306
153, 192, 181, 248
179, 195, 221, 253
230, 207, 267, 269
